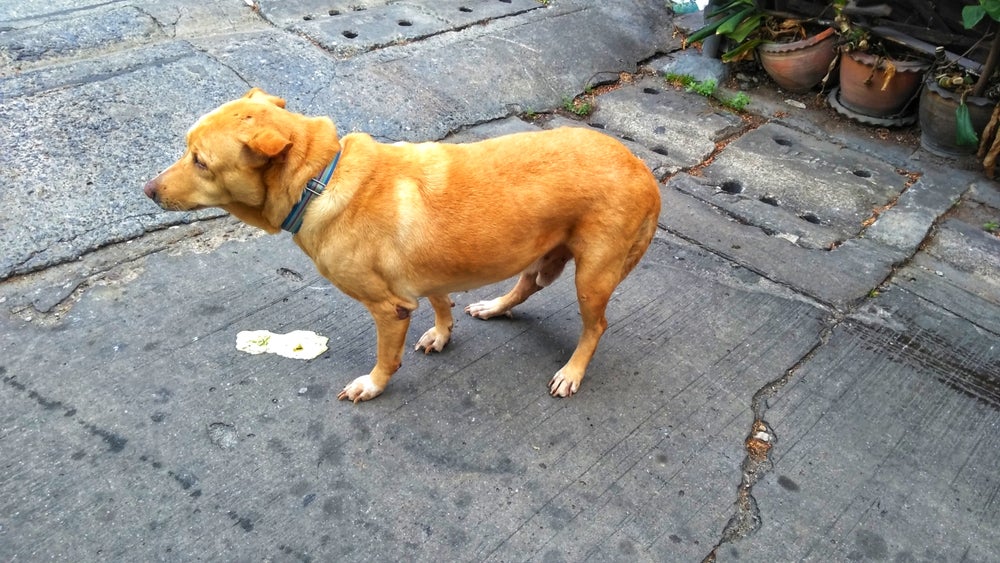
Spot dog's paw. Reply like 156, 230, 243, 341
415, 326, 450, 354
337, 375, 385, 403
548, 369, 581, 398
465, 298, 514, 320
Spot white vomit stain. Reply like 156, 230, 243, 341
236, 330, 329, 360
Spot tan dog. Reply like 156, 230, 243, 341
144, 88, 661, 402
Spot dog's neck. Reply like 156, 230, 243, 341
280, 151, 341, 234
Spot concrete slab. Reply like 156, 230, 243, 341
281, 0, 542, 58
0, 41, 242, 279
292, 4, 458, 59
721, 292, 1000, 562
3, 1, 1000, 561
894, 217, 1000, 336
255, 0, 395, 29
0, 229, 829, 560
696, 122, 913, 244
302, 2, 673, 141
0, 4, 162, 66
590, 76, 745, 173
0, 1, 674, 279
660, 174, 908, 308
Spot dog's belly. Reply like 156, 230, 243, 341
408, 249, 554, 296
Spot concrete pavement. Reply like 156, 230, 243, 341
2, 1, 999, 561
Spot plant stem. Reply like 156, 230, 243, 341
973, 27, 1000, 98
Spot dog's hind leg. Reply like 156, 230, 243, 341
547, 255, 621, 397
548, 215, 657, 397
465, 245, 572, 319
415, 294, 455, 353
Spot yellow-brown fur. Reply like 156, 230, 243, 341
144, 88, 661, 402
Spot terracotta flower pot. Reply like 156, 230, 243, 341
757, 27, 838, 93
838, 50, 929, 118
919, 79, 995, 157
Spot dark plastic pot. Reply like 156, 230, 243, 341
919, 79, 995, 157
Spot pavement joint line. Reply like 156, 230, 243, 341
0, 0, 126, 24
858, 169, 923, 231
3, 49, 194, 99
0, 218, 253, 323
658, 205, 840, 312
666, 110, 768, 182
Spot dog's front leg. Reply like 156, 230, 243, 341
337, 302, 412, 403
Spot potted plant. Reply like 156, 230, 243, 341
757, 19, 839, 93
830, 0, 931, 123
919, 52, 996, 157
684, 0, 838, 92
917, 1, 1000, 158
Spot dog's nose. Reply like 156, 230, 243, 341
143, 178, 159, 201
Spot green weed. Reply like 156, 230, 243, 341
664, 73, 751, 112
562, 96, 593, 117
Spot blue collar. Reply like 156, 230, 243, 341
280, 152, 341, 234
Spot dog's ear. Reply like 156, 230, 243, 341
246, 129, 292, 158
244, 88, 287, 108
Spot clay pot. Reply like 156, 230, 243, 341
838, 50, 929, 117
758, 27, 838, 93
919, 79, 995, 157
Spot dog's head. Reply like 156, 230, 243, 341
143, 88, 339, 233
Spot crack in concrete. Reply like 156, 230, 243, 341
134, 4, 181, 40
703, 319, 839, 562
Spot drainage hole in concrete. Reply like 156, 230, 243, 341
398, 20, 412, 26
720, 180, 744, 194
459, 6, 473, 12
329, 10, 340, 15
773, 137, 792, 146
643, 87, 660, 95
342, 30, 359, 38
853, 169, 872, 178
621, 134, 636, 142
652, 146, 668, 156
499, 0, 512, 3
800, 213, 821, 224
303, 14, 314, 21
759, 195, 779, 206
589, 123, 606, 129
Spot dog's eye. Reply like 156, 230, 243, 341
192, 153, 208, 170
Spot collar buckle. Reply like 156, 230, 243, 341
280, 151, 341, 234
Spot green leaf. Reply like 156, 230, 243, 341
685, 18, 725, 45
705, 0, 751, 19
956, 102, 979, 147
985, 0, 1000, 21
721, 38, 764, 62
716, 7, 755, 36
963, 5, 986, 28
729, 13, 765, 43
